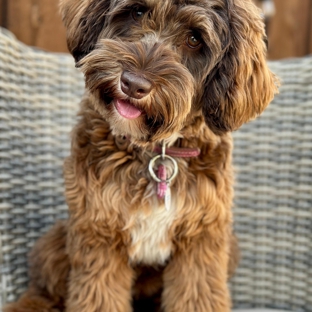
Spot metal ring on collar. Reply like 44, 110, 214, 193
148, 154, 179, 183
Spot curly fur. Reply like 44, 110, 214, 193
4, 0, 278, 311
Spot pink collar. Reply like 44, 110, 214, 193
153, 145, 200, 158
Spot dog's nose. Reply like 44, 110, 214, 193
121, 71, 153, 99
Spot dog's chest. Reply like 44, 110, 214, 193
128, 200, 176, 265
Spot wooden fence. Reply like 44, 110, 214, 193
0, 0, 67, 52
0, 0, 312, 59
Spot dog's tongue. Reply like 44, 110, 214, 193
115, 99, 142, 119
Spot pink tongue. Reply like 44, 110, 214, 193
115, 99, 142, 119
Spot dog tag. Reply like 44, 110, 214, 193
164, 183, 171, 211
157, 164, 167, 198
148, 152, 178, 210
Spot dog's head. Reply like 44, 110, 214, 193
60, 0, 278, 144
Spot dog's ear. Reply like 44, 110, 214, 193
59, 0, 111, 63
203, 0, 278, 134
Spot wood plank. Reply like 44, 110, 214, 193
268, 0, 311, 59
309, 1, 312, 54
0, 0, 8, 27
4, 0, 312, 57
6, 0, 68, 52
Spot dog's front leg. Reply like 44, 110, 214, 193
162, 235, 231, 312
65, 231, 134, 312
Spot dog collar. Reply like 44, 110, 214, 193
148, 142, 200, 210
153, 145, 201, 158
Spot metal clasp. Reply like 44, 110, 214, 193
148, 141, 178, 183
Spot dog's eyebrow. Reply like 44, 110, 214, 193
118, 0, 149, 8
172, 0, 231, 17
173, 0, 196, 4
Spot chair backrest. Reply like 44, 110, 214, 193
231, 57, 312, 311
0, 28, 83, 306
0, 27, 312, 311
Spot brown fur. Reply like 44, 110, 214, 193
4, 0, 277, 311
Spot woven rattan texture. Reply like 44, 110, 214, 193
231, 58, 312, 312
0, 28, 84, 306
0, 28, 311, 311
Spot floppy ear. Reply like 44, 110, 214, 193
59, 0, 111, 63
203, 0, 278, 134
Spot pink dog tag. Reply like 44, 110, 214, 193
157, 164, 167, 198
148, 147, 178, 211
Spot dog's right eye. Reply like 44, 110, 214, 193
186, 32, 202, 49
131, 6, 146, 21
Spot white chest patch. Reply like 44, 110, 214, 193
128, 199, 176, 265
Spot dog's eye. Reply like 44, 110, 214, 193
186, 32, 202, 49
131, 6, 146, 21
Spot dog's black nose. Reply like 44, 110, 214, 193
121, 71, 153, 99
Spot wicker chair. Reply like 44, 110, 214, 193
0, 27, 311, 312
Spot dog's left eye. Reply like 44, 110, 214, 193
186, 32, 202, 49
131, 6, 147, 21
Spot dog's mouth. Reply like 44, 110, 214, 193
99, 92, 166, 142
101, 91, 144, 120
114, 99, 142, 120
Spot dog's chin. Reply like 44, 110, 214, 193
93, 94, 184, 146
107, 99, 179, 147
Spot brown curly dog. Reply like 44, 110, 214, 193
4, 0, 278, 311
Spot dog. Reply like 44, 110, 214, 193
4, 0, 278, 311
